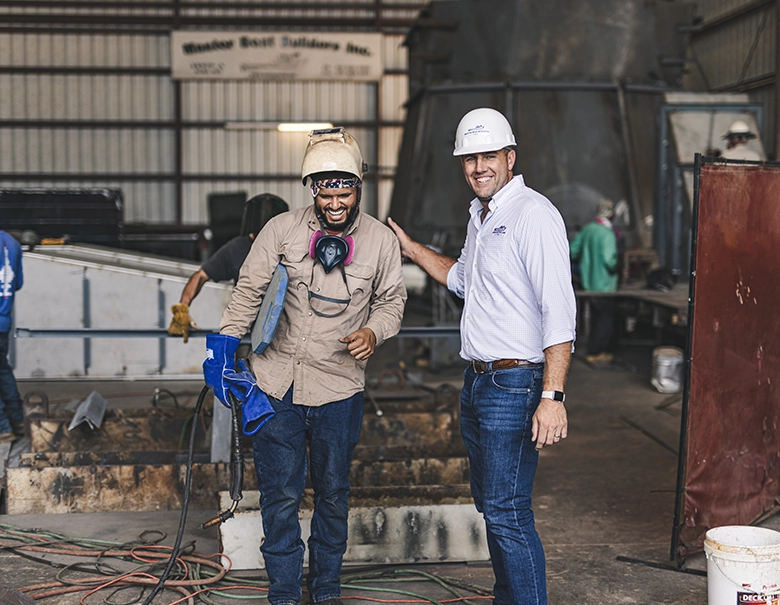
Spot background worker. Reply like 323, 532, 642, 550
204, 128, 406, 605
0, 230, 25, 443
388, 107, 576, 605
569, 198, 618, 365
720, 120, 762, 161
168, 193, 288, 342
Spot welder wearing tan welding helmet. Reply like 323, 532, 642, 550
204, 127, 406, 605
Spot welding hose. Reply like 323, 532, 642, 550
201, 391, 244, 531
141, 383, 210, 605
228, 392, 244, 503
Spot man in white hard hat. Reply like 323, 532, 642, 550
720, 120, 762, 161
204, 128, 406, 605
388, 108, 576, 605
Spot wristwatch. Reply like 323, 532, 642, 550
541, 390, 565, 403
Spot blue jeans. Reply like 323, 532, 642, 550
0, 332, 23, 434
461, 364, 547, 605
252, 385, 364, 605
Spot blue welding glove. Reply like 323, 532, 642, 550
228, 359, 275, 436
203, 333, 240, 407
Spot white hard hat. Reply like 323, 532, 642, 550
301, 127, 366, 184
723, 120, 756, 139
453, 108, 516, 156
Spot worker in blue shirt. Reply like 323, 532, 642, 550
0, 230, 25, 443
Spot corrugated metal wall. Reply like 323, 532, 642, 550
687, 0, 777, 157
0, 1, 416, 225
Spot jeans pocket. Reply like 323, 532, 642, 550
490, 369, 535, 394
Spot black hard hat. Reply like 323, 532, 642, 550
240, 193, 289, 237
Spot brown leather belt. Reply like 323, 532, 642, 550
470, 359, 540, 373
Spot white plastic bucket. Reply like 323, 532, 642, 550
703, 525, 780, 605
650, 346, 683, 393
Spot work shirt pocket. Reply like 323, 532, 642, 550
345, 262, 375, 307
282, 245, 311, 285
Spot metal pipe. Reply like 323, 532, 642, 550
422, 80, 671, 95
15, 326, 462, 338
616, 84, 645, 248
0, 13, 433, 29
0, 65, 409, 76
0, 66, 169, 75
712, 73, 775, 93
174, 80, 183, 225
0, 1, 426, 10
687, 0, 772, 35
0, 120, 405, 129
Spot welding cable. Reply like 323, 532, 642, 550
27, 579, 196, 605
142, 383, 210, 605
167, 583, 269, 604
185, 560, 290, 604
342, 568, 491, 595
340, 569, 491, 605
340, 582, 443, 605
19, 551, 226, 602
0, 523, 122, 549
152, 387, 180, 409
385, 569, 487, 599
201, 391, 244, 530
0, 526, 169, 582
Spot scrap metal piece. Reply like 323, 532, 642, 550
67, 390, 107, 431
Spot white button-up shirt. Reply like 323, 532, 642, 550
446, 175, 576, 363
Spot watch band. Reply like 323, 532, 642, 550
541, 390, 565, 403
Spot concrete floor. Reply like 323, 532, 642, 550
1, 343, 778, 604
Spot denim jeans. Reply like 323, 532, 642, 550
252, 385, 364, 605
461, 364, 547, 605
0, 332, 23, 434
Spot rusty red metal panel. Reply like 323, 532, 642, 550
676, 159, 780, 557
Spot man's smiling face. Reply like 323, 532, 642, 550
314, 187, 358, 231
460, 148, 515, 202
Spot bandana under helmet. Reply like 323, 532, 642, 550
311, 176, 362, 233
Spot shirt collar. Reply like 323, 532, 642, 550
468, 174, 524, 219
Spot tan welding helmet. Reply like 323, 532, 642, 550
301, 127, 367, 185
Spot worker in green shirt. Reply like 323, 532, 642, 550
570, 198, 618, 364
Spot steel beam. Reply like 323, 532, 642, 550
16, 326, 461, 338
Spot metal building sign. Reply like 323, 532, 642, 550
171, 31, 383, 81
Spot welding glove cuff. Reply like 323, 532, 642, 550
203, 333, 241, 407
229, 360, 275, 435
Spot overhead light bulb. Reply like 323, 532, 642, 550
277, 122, 333, 132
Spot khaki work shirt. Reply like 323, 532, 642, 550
220, 206, 407, 406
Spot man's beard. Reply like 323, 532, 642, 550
316, 203, 359, 232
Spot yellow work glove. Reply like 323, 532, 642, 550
168, 303, 199, 343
